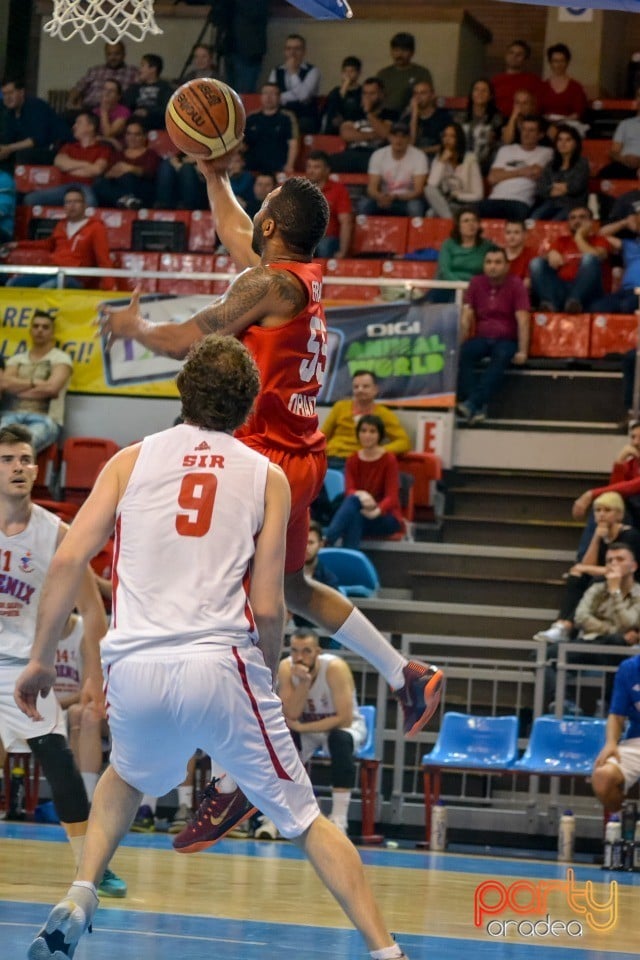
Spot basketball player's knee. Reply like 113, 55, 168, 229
28, 733, 89, 823
66, 702, 82, 731
592, 762, 622, 805
328, 729, 356, 788
81, 702, 103, 731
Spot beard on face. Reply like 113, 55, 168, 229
251, 219, 265, 256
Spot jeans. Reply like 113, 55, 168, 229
476, 198, 531, 220
591, 288, 640, 315
155, 159, 207, 210
424, 185, 453, 219
357, 196, 426, 218
325, 494, 402, 549
93, 174, 155, 208
0, 412, 60, 452
6, 274, 84, 289
529, 254, 604, 310
529, 199, 573, 221
315, 235, 340, 258
457, 337, 518, 411
24, 182, 98, 207
225, 54, 262, 94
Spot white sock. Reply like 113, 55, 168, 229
210, 762, 237, 793
178, 785, 193, 808
81, 772, 99, 803
141, 794, 157, 813
330, 790, 351, 827
332, 608, 406, 688
68, 834, 85, 868
370, 946, 404, 959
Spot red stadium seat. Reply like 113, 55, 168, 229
115, 252, 160, 292
6, 248, 51, 267
147, 129, 179, 158
581, 140, 612, 177
329, 173, 368, 187
157, 254, 215, 294
211, 254, 238, 295
590, 313, 638, 357
380, 259, 437, 283
13, 165, 62, 194
351, 215, 409, 257
59, 437, 120, 505
598, 179, 640, 198
94, 208, 137, 250
298, 133, 345, 170
188, 210, 217, 253
14, 205, 32, 241
441, 96, 466, 111
526, 220, 571, 255
529, 312, 590, 358
32, 444, 60, 500
240, 93, 262, 114
406, 217, 451, 253
397, 451, 442, 519
138, 208, 191, 229
590, 98, 635, 112
324, 258, 381, 301
29, 204, 66, 223
480, 219, 506, 245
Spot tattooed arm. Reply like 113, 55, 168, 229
100, 266, 307, 359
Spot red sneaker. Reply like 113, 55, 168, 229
172, 781, 257, 853
395, 661, 444, 737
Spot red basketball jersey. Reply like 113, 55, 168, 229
236, 261, 327, 454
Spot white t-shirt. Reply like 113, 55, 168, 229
368, 145, 429, 196
489, 144, 553, 205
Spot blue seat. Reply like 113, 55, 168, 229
421, 712, 519, 847
513, 716, 606, 776
314, 704, 377, 761
324, 468, 345, 503
317, 548, 379, 598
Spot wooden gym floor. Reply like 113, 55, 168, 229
0, 821, 638, 959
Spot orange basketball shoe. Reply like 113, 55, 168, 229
172, 780, 256, 853
395, 661, 445, 737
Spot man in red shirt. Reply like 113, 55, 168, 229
457, 247, 530, 424
23, 112, 112, 208
491, 39, 544, 119
529, 204, 609, 312
4, 187, 115, 289
504, 219, 534, 287
305, 149, 352, 258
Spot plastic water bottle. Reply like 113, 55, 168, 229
558, 810, 575, 862
622, 801, 637, 841
430, 801, 447, 851
603, 815, 621, 869
8, 766, 25, 820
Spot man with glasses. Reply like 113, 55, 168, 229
268, 33, 321, 134
529, 204, 609, 312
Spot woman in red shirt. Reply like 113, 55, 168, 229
540, 44, 588, 123
325, 414, 404, 548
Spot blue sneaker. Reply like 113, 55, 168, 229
28, 884, 97, 960
98, 868, 127, 898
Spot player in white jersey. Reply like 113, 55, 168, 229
278, 627, 367, 835
16, 336, 412, 960
0, 424, 125, 897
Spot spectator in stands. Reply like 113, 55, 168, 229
457, 247, 529, 425
592, 212, 640, 313
94, 79, 130, 146
322, 56, 363, 135
277, 627, 368, 835
155, 154, 206, 210
0, 310, 72, 451
303, 521, 340, 590
220, 0, 269, 95
0, 78, 69, 168
530, 125, 590, 220
183, 44, 215, 83
322, 369, 411, 466
123, 54, 173, 131
491, 39, 544, 119
0, 168, 16, 243
598, 86, 640, 180
228, 151, 255, 210
458, 78, 504, 175
529, 204, 608, 312
329, 78, 396, 175
243, 82, 298, 176
504, 219, 534, 287
425, 122, 483, 218
359, 121, 427, 218
539, 44, 588, 125
501, 88, 540, 147
245, 171, 277, 218
67, 41, 139, 112
325, 415, 404, 548
376, 32, 433, 115
592, 649, 640, 812
432, 207, 495, 303
405, 80, 452, 159
612, 421, 640, 483
536, 492, 640, 644
93, 119, 160, 210
573, 452, 640, 529
3, 187, 115, 289
23, 111, 112, 208
478, 115, 553, 220
305, 150, 352, 258
267, 33, 321, 135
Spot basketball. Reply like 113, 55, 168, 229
165, 78, 246, 160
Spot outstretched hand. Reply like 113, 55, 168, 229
572, 491, 593, 520
14, 661, 57, 721
98, 287, 144, 348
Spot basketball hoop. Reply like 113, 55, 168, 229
43, 0, 163, 44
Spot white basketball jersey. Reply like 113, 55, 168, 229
102, 423, 269, 663
295, 653, 362, 724
54, 614, 84, 697
0, 504, 60, 662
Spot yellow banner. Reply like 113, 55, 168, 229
0, 289, 186, 398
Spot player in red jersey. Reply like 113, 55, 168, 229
99, 161, 444, 849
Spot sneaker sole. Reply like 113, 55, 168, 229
406, 668, 445, 738
173, 805, 258, 854
98, 886, 127, 898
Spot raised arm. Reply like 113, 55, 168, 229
196, 157, 260, 270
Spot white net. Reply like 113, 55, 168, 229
43, 0, 163, 45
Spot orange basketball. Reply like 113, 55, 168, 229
165, 78, 246, 160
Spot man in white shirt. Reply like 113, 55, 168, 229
599, 87, 640, 180
268, 33, 321, 134
478, 115, 553, 220
359, 121, 428, 217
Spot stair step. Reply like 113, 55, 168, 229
448, 469, 605, 498
446, 488, 576, 522
407, 570, 565, 607
443, 515, 581, 550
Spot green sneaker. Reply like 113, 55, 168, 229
130, 804, 155, 833
98, 868, 127, 898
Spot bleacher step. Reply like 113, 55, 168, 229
442, 515, 582, 550
408, 570, 565, 608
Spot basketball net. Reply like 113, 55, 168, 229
43, 0, 163, 44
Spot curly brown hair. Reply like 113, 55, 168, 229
176, 335, 261, 432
